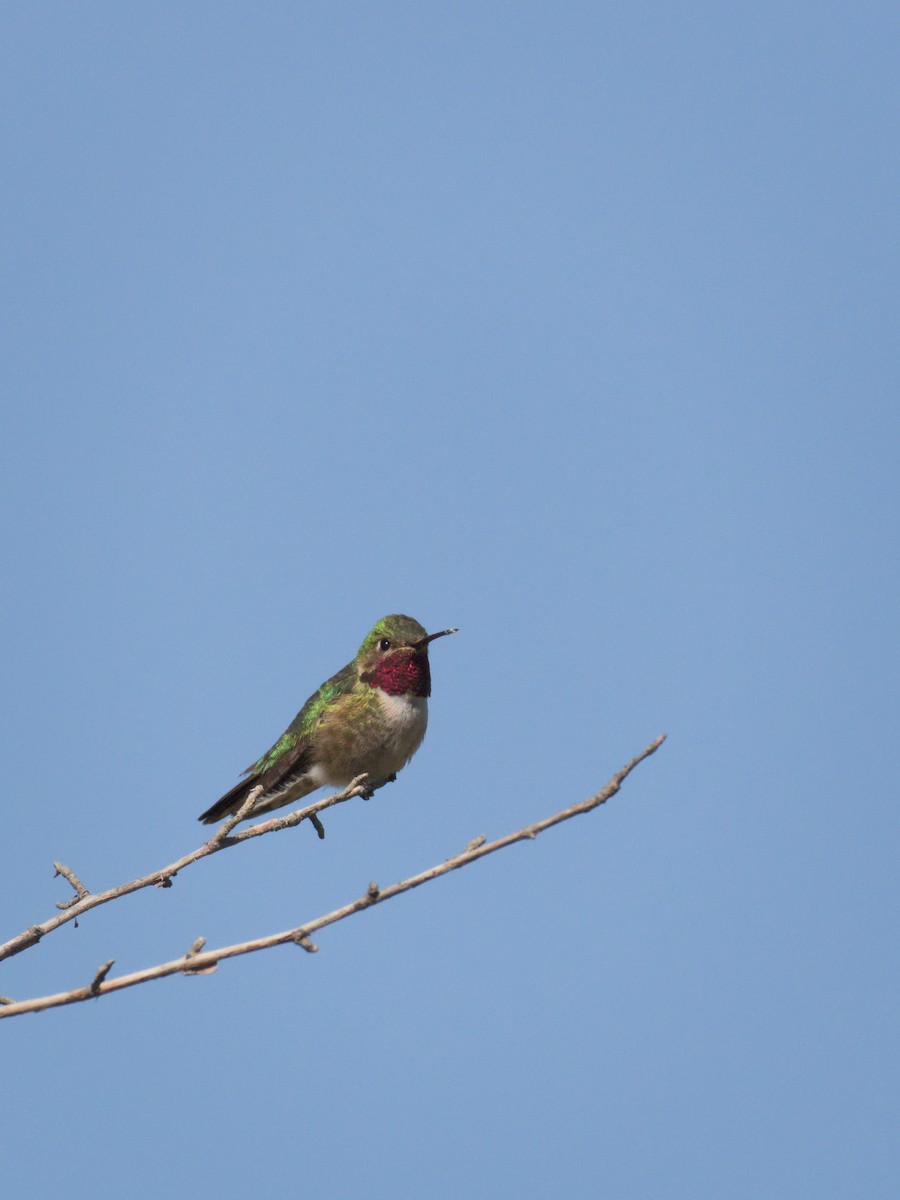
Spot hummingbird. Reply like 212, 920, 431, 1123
198, 615, 457, 828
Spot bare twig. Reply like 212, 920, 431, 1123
89, 960, 115, 994
0, 774, 372, 964
202, 785, 265, 850
52, 862, 90, 910
0, 735, 665, 1019
182, 937, 217, 976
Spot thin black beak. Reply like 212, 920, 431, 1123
413, 627, 459, 649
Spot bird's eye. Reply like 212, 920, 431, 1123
378, 638, 392, 651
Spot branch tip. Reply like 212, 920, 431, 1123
182, 937, 218, 975
53, 862, 90, 906
89, 960, 115, 995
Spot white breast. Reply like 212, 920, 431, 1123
375, 691, 429, 772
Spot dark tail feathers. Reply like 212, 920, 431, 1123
197, 775, 260, 824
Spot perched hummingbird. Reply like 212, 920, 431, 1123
198, 615, 457, 827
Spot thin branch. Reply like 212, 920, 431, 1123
182, 937, 217, 976
89, 960, 115, 994
52, 862, 90, 909
201, 784, 265, 849
0, 734, 666, 1019
0, 774, 373, 964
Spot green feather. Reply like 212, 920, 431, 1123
246, 616, 428, 776
249, 662, 357, 773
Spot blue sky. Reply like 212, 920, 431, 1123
2, 3, 897, 1197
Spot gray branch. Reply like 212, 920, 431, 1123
0, 774, 373, 964
0, 735, 666, 1019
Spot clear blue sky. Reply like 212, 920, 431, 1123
2, 4, 897, 1197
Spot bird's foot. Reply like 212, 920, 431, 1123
360, 773, 396, 802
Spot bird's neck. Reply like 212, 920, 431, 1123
361, 650, 431, 697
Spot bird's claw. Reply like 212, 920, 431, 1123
360, 773, 396, 802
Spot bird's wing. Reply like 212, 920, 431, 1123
197, 661, 359, 824
246, 660, 358, 791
